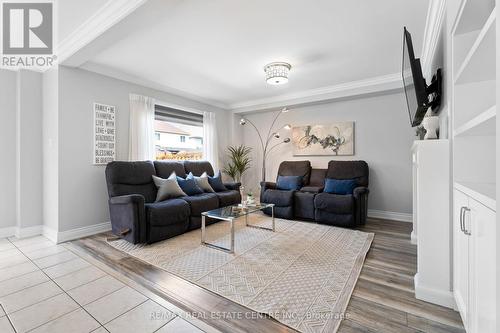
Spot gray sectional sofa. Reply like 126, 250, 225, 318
105, 160, 241, 244
260, 160, 369, 227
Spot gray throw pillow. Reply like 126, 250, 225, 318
152, 172, 186, 202
189, 172, 214, 193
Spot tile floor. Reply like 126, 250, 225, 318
0, 236, 212, 333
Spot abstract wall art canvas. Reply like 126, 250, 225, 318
292, 122, 354, 156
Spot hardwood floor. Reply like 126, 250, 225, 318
68, 218, 465, 333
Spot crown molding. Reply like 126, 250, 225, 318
57, 0, 148, 64
80, 62, 230, 110
230, 73, 403, 113
82, 61, 404, 113
421, 0, 446, 78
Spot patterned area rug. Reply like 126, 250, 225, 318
108, 213, 373, 333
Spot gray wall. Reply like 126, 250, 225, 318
57, 66, 230, 232
0, 69, 43, 233
17, 70, 43, 229
0, 70, 17, 230
239, 91, 415, 215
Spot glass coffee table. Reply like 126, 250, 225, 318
201, 203, 275, 253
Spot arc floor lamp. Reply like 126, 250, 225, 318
239, 107, 291, 182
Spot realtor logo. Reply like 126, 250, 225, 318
2, 2, 53, 54
1, 1, 55, 68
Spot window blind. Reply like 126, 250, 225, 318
154, 104, 203, 126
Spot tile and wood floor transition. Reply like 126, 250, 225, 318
0, 218, 465, 333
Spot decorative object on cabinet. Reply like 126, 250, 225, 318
422, 115, 440, 139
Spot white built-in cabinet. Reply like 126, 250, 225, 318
453, 189, 496, 332
451, 0, 497, 332
412, 140, 453, 308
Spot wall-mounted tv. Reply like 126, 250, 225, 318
402, 27, 442, 127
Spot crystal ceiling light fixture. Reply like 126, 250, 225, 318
264, 62, 291, 85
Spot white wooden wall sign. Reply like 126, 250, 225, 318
93, 102, 116, 165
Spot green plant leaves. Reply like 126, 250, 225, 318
223, 144, 252, 182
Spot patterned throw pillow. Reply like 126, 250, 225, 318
152, 173, 186, 202
208, 171, 227, 192
187, 172, 214, 193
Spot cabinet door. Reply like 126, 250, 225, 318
469, 198, 496, 333
453, 189, 469, 327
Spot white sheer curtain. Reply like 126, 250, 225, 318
128, 94, 155, 161
203, 111, 219, 170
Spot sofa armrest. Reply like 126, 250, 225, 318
109, 194, 145, 205
260, 182, 276, 203
223, 182, 241, 191
353, 186, 369, 198
260, 181, 276, 190
353, 187, 369, 226
108, 194, 146, 243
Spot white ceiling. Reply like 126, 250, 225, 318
70, 0, 429, 109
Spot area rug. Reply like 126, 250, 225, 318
108, 213, 373, 333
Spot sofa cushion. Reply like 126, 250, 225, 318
314, 192, 354, 214
300, 186, 324, 193
181, 193, 219, 216
326, 160, 369, 187
176, 175, 204, 196
105, 161, 157, 203
294, 191, 315, 220
188, 172, 215, 193
208, 171, 227, 192
276, 175, 303, 190
262, 189, 294, 207
184, 160, 215, 177
324, 179, 357, 195
277, 161, 311, 186
153, 161, 187, 179
145, 199, 190, 227
152, 174, 186, 202
263, 205, 293, 219
214, 190, 241, 207
309, 168, 327, 187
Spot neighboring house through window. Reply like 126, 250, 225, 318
154, 104, 204, 161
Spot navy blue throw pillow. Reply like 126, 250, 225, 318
324, 178, 357, 195
276, 175, 303, 191
176, 175, 204, 196
208, 171, 227, 192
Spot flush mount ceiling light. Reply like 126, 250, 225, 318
264, 62, 291, 85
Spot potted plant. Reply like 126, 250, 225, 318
223, 145, 252, 183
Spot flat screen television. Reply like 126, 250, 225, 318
402, 27, 431, 127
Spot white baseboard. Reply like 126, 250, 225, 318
55, 222, 111, 244
368, 209, 413, 223
0, 225, 46, 240
414, 273, 456, 309
1, 222, 111, 244
0, 226, 16, 238
15, 225, 44, 239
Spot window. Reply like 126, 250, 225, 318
154, 104, 203, 161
